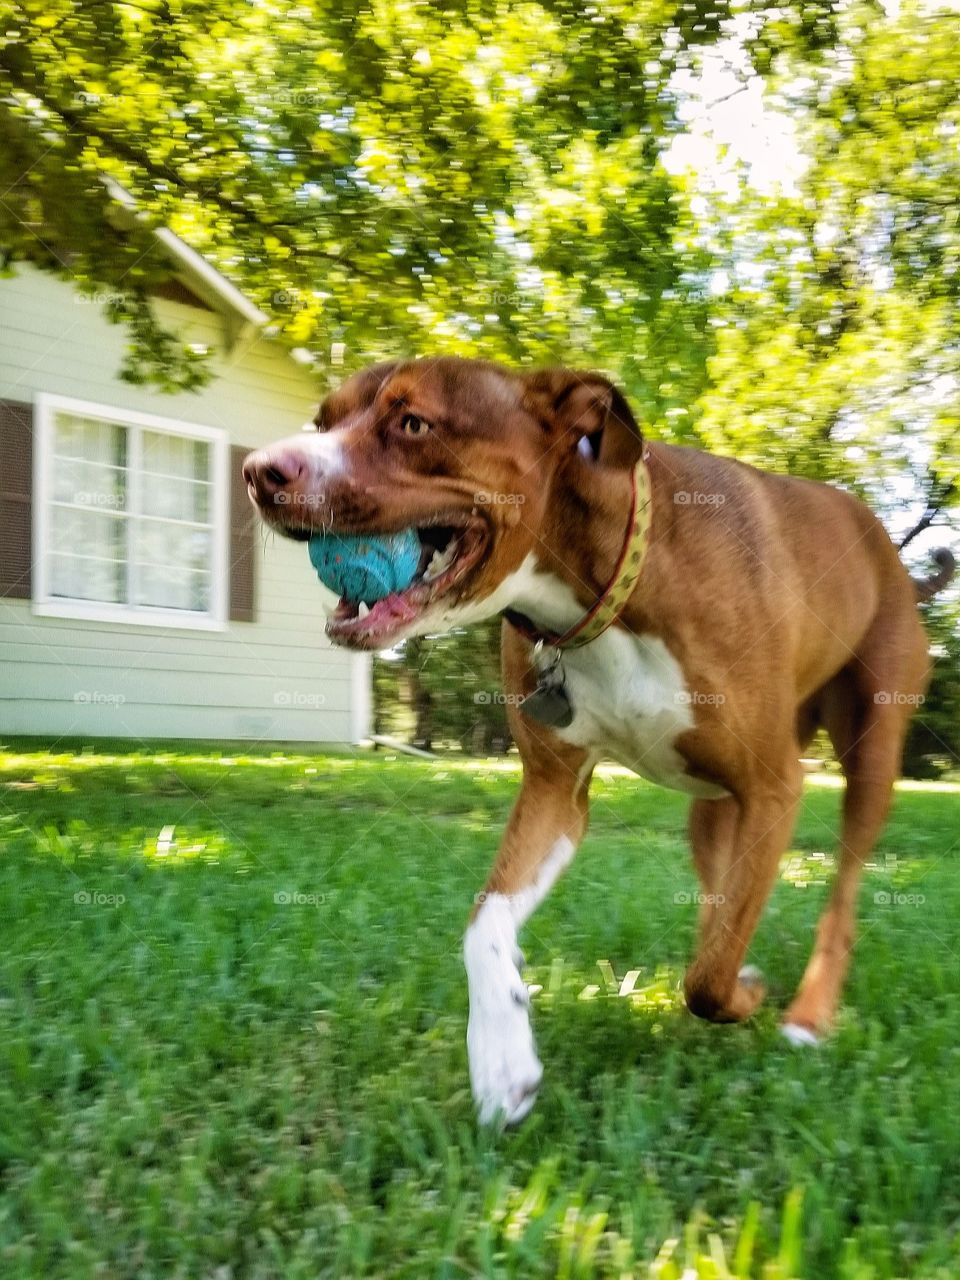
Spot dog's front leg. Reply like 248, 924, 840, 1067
465, 762, 591, 1125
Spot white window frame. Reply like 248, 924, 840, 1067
33, 393, 230, 631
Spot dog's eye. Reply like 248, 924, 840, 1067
400, 413, 431, 438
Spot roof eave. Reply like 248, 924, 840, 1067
102, 177, 270, 346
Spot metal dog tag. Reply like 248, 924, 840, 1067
521, 647, 574, 728
521, 681, 574, 728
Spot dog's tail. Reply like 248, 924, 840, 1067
912, 547, 957, 602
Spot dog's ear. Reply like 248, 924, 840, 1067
521, 369, 644, 468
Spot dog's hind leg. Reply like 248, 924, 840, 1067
783, 614, 930, 1042
465, 748, 593, 1125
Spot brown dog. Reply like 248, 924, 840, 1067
244, 357, 954, 1124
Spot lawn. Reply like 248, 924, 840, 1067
1, 742, 959, 1279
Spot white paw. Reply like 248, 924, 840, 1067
781, 1022, 821, 1048
467, 1001, 543, 1126
465, 896, 544, 1126
738, 964, 764, 987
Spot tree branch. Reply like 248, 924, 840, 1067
0, 54, 382, 281
899, 474, 956, 551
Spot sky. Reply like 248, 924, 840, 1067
665, 28, 805, 199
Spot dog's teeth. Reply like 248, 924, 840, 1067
358, 601, 370, 619
423, 542, 457, 583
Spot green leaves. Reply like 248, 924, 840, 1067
701, 2, 960, 516
1, 0, 956, 716
0, 0, 723, 401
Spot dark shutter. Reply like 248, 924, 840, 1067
0, 399, 33, 599
229, 443, 257, 622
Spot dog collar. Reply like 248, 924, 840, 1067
505, 453, 652, 650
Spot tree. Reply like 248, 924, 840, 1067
4, 0, 955, 768
375, 1, 959, 766
696, 1, 960, 516
904, 599, 960, 777
1, 0, 731, 409
374, 620, 510, 755
680, 0, 959, 773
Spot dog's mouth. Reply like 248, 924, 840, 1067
325, 514, 490, 649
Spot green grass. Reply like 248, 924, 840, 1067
1, 742, 959, 1279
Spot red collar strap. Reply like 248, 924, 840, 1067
504, 455, 653, 651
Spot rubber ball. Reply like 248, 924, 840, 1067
308, 529, 421, 604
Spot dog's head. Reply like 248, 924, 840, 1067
243, 357, 643, 649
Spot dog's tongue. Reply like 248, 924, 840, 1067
367, 592, 421, 625
333, 590, 422, 632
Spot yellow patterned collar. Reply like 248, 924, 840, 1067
505, 454, 653, 650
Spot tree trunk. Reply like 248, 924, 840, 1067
404, 636, 434, 752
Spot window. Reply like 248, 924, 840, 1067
34, 395, 228, 629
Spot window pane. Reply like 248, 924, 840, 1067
141, 431, 209, 480
49, 552, 125, 603
133, 520, 212, 611
52, 457, 126, 513
55, 414, 127, 467
49, 415, 128, 603
135, 520, 210, 571
140, 432, 211, 522
48, 504, 124, 555
48, 508, 125, 603
136, 565, 212, 612
141, 476, 210, 523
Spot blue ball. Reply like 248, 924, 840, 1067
308, 529, 421, 604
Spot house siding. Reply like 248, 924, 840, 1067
0, 265, 370, 743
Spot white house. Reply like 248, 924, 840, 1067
0, 238, 370, 743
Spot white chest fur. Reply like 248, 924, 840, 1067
552, 629, 727, 797
441, 557, 727, 798
480, 562, 727, 798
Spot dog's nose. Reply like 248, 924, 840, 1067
242, 448, 306, 502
